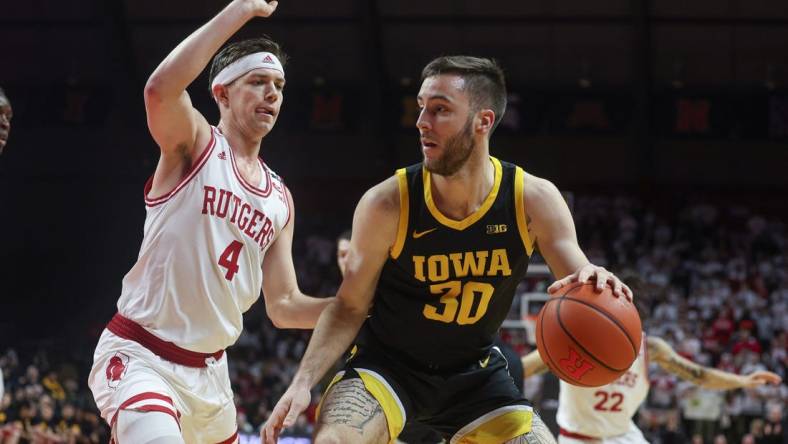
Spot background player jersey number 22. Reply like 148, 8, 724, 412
219, 240, 243, 280
593, 390, 624, 412
423, 281, 494, 325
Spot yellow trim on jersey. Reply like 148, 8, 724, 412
514, 166, 534, 256
452, 408, 533, 444
357, 369, 406, 443
391, 168, 410, 260
422, 157, 502, 231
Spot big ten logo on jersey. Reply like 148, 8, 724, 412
486, 224, 507, 234
201, 186, 276, 251
412, 249, 512, 326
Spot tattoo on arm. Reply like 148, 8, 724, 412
319, 378, 384, 433
665, 357, 706, 383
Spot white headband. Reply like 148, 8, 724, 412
211, 51, 285, 91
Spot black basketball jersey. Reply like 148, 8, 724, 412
361, 157, 534, 371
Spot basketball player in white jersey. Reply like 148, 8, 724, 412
522, 311, 781, 443
87, 1, 333, 443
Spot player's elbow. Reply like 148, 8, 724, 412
267, 292, 316, 329
267, 307, 288, 329
143, 75, 169, 106
270, 316, 288, 329
266, 300, 294, 329
144, 78, 160, 102
334, 297, 369, 326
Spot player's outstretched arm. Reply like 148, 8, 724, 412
524, 173, 631, 300
144, 0, 278, 159
521, 350, 549, 379
261, 177, 400, 444
648, 336, 782, 390
262, 191, 333, 329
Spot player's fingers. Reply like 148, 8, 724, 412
270, 424, 283, 444
283, 412, 298, 428
283, 402, 304, 427
746, 379, 765, 388
612, 279, 624, 298
743, 373, 766, 388
269, 1, 279, 12
755, 371, 782, 384
577, 266, 595, 284
595, 271, 611, 292
622, 284, 633, 301
270, 428, 281, 444
547, 276, 571, 294
264, 403, 288, 436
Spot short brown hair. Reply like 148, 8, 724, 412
208, 36, 289, 92
421, 56, 507, 134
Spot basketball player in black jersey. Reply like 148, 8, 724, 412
337, 229, 526, 444
262, 56, 632, 444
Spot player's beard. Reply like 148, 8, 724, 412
423, 116, 475, 177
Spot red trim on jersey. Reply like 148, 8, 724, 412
216, 430, 239, 444
228, 141, 272, 197
107, 314, 224, 367
110, 391, 178, 427
137, 405, 182, 430
283, 185, 292, 230
559, 428, 596, 440
144, 129, 217, 207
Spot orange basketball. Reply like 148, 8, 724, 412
535, 281, 642, 387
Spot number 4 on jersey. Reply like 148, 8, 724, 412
219, 240, 244, 280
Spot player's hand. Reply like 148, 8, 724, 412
740, 370, 782, 388
548, 263, 632, 301
261, 384, 311, 444
242, 0, 279, 18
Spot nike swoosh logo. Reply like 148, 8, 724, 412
479, 355, 490, 368
412, 228, 437, 239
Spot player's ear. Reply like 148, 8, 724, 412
476, 109, 495, 135
212, 84, 229, 107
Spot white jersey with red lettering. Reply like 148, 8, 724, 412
116, 126, 290, 353
557, 335, 650, 440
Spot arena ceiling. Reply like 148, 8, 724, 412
3, 0, 788, 89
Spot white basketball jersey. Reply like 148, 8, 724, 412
557, 335, 650, 438
116, 127, 290, 353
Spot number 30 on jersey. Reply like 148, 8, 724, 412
423, 281, 494, 325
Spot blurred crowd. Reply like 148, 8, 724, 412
0, 349, 108, 443
0, 194, 785, 444
526, 195, 788, 444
